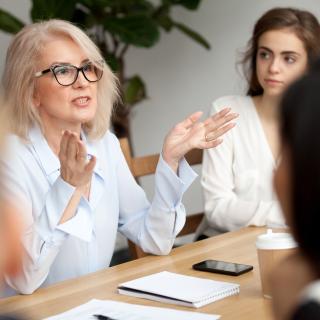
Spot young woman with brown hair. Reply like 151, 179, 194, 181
199, 7, 320, 238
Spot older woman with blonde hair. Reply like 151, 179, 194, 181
1, 19, 236, 295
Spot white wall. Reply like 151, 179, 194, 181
1, 0, 320, 244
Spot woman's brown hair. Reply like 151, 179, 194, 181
242, 7, 320, 96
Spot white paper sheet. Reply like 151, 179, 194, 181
44, 299, 220, 320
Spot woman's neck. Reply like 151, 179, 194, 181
253, 94, 280, 122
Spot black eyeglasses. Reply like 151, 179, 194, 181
35, 61, 104, 86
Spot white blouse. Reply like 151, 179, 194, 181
199, 95, 285, 236
1, 126, 196, 296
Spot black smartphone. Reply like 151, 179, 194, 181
192, 259, 253, 276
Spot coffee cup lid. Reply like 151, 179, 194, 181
256, 229, 297, 250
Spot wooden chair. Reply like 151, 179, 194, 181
119, 137, 204, 259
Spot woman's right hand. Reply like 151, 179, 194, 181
59, 130, 96, 187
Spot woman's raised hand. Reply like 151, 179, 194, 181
59, 130, 96, 187
162, 107, 238, 172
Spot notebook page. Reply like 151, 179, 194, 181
118, 271, 239, 304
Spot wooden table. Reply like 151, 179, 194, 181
0, 227, 273, 319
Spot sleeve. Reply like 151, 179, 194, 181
1, 151, 90, 294
201, 99, 285, 233
114, 137, 197, 255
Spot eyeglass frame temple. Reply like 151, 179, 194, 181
34, 69, 51, 78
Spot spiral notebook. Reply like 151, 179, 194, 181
118, 271, 240, 308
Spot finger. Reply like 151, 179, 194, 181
76, 140, 88, 163
66, 132, 78, 161
196, 137, 224, 150
205, 138, 223, 149
204, 107, 232, 124
205, 122, 236, 141
203, 107, 230, 124
216, 107, 232, 117
204, 111, 238, 132
59, 130, 70, 160
85, 155, 96, 173
213, 107, 232, 119
204, 110, 238, 129
180, 111, 203, 129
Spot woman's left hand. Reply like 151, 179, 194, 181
162, 107, 237, 172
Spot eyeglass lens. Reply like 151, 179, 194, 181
53, 62, 103, 86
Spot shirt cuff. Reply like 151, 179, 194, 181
153, 154, 197, 211
56, 198, 94, 242
35, 176, 75, 245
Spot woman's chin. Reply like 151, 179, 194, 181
74, 111, 96, 125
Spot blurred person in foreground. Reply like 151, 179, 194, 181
0, 102, 23, 318
271, 60, 320, 319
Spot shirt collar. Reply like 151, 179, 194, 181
28, 125, 59, 176
28, 125, 105, 180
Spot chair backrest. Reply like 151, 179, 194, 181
119, 137, 204, 259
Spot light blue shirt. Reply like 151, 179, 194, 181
2, 126, 197, 295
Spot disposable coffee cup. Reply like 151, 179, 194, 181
256, 229, 297, 299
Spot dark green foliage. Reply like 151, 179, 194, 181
0, 9, 24, 33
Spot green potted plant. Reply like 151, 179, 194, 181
0, 0, 210, 140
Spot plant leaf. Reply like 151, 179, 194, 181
153, 6, 173, 32
104, 14, 159, 48
105, 53, 120, 72
124, 75, 146, 105
0, 9, 25, 34
162, 0, 201, 10
79, 0, 154, 14
70, 6, 90, 27
157, 14, 173, 31
31, 0, 78, 21
173, 21, 210, 49
114, 0, 154, 13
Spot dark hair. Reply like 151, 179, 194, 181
280, 60, 320, 271
242, 7, 320, 96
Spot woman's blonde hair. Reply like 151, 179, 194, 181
0, 93, 8, 146
2, 19, 119, 140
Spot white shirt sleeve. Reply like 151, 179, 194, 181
2, 132, 197, 294
2, 141, 106, 294
2, 154, 83, 294
114, 136, 198, 255
201, 97, 285, 233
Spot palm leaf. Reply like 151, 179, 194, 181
173, 21, 210, 49
0, 9, 24, 34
